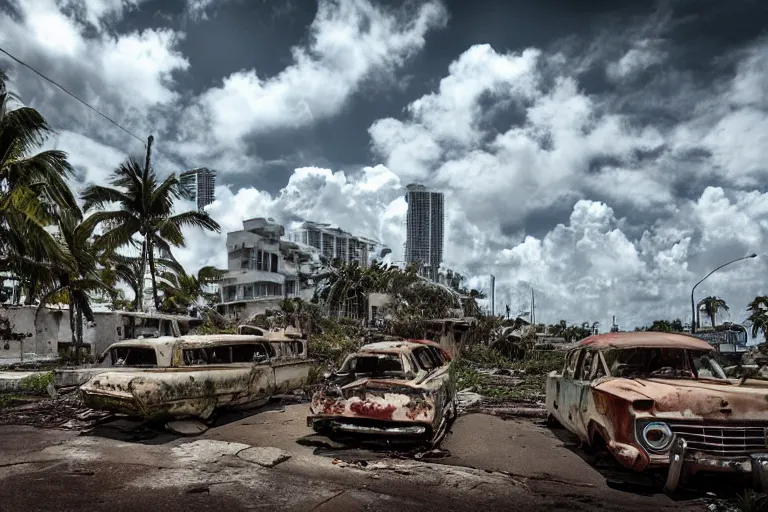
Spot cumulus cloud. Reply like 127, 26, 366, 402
183, 0, 448, 151
3, 0, 768, 334
190, 29, 768, 332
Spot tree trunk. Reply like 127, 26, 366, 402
67, 289, 76, 361
24, 276, 37, 305
709, 312, 716, 328
147, 239, 160, 311
136, 240, 147, 311
75, 306, 83, 365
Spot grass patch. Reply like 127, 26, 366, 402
18, 371, 54, 393
0, 393, 41, 408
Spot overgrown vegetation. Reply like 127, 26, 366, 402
453, 345, 564, 400
18, 371, 54, 392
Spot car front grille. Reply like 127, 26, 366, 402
668, 422, 768, 457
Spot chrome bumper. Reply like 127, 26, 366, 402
307, 417, 427, 435
664, 437, 768, 493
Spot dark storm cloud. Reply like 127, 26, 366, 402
503, 200, 577, 240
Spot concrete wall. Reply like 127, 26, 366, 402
368, 293, 391, 321
0, 307, 126, 361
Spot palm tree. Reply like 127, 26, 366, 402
747, 296, 768, 343
81, 158, 221, 310
37, 211, 111, 362
0, 70, 78, 299
158, 265, 225, 313
700, 296, 729, 328
462, 289, 486, 317
278, 297, 320, 337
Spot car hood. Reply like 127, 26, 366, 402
594, 377, 768, 419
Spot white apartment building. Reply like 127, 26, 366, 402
216, 218, 324, 319
286, 221, 378, 267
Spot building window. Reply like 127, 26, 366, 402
256, 250, 263, 271
270, 253, 279, 273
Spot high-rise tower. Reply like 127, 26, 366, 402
180, 167, 216, 210
404, 183, 444, 282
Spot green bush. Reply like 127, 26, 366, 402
18, 371, 54, 393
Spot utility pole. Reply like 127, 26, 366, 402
143, 135, 154, 180
137, 135, 154, 312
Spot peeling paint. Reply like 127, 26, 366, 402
308, 339, 455, 444
546, 332, 768, 484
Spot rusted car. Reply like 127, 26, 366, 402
78, 332, 313, 420
546, 331, 768, 492
307, 339, 456, 446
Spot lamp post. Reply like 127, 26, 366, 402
690, 253, 757, 334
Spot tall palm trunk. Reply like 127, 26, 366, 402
24, 277, 38, 305
147, 239, 160, 310
709, 311, 716, 328
136, 240, 147, 311
67, 289, 76, 360
75, 306, 83, 365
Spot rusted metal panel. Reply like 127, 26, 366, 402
579, 332, 714, 351
546, 332, 768, 489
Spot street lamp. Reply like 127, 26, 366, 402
690, 253, 757, 334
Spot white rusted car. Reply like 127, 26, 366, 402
307, 339, 457, 446
77, 331, 312, 420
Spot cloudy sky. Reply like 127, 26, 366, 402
2, 0, 768, 333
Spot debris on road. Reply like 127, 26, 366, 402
456, 389, 482, 413
0, 391, 101, 429
237, 446, 292, 467
166, 419, 209, 436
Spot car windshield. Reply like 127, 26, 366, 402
339, 354, 405, 378
103, 346, 158, 367
602, 347, 726, 380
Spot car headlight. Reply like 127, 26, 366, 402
641, 421, 674, 452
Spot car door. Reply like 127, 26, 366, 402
412, 347, 448, 427
571, 349, 597, 438
248, 342, 277, 398
555, 348, 584, 432
426, 345, 454, 410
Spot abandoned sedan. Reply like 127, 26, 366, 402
78, 333, 312, 420
546, 331, 768, 492
307, 339, 456, 446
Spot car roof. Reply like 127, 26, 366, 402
359, 339, 446, 354
577, 331, 714, 351
106, 334, 272, 351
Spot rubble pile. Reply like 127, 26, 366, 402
0, 391, 112, 430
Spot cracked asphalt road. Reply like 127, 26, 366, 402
0, 403, 708, 512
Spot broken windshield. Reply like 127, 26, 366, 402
339, 354, 405, 379
105, 347, 158, 368
602, 348, 726, 380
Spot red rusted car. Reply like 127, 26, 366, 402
307, 339, 456, 446
545, 331, 768, 492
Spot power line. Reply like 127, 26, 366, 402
0, 45, 146, 146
